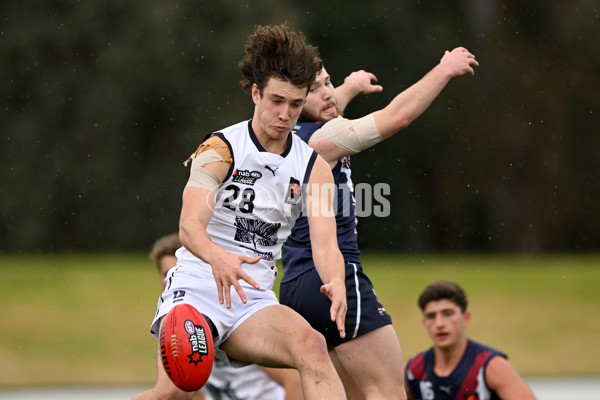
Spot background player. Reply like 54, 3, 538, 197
280, 47, 479, 399
404, 280, 537, 399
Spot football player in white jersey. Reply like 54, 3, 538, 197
142, 233, 302, 400
280, 49, 480, 400
134, 24, 347, 400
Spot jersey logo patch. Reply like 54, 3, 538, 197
285, 177, 302, 205
232, 169, 262, 185
234, 217, 280, 260
264, 165, 278, 176
173, 290, 186, 303
464, 394, 479, 400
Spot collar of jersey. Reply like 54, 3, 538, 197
248, 119, 293, 157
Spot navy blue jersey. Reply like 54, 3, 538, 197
281, 121, 360, 283
405, 340, 507, 400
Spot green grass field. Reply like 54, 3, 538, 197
1, 252, 599, 387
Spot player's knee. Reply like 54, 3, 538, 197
297, 328, 329, 362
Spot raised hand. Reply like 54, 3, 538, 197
440, 47, 479, 77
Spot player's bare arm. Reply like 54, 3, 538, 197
372, 47, 478, 138
309, 47, 478, 167
485, 356, 537, 399
305, 155, 347, 338
180, 148, 260, 308
334, 69, 383, 112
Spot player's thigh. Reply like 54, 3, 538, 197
328, 350, 366, 400
334, 324, 404, 381
222, 304, 325, 368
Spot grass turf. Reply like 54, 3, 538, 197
1, 252, 598, 387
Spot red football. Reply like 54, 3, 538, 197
160, 303, 214, 391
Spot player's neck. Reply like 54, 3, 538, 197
253, 126, 291, 155
433, 336, 469, 377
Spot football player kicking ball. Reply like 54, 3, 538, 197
404, 280, 537, 400
137, 233, 302, 400
280, 48, 479, 399
134, 24, 347, 400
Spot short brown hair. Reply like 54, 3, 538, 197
149, 233, 181, 270
418, 280, 468, 312
238, 24, 322, 94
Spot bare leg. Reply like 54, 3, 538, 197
329, 350, 366, 400
333, 325, 406, 400
222, 305, 346, 399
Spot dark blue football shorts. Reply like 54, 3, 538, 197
279, 261, 392, 347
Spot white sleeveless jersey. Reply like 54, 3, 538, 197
176, 120, 318, 290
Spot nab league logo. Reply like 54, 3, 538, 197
232, 169, 262, 185
185, 320, 210, 366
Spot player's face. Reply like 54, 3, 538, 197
158, 254, 177, 288
300, 68, 338, 122
422, 299, 470, 350
252, 77, 306, 145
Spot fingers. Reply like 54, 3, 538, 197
320, 284, 347, 339
214, 255, 262, 308
367, 72, 378, 83
239, 269, 260, 291
219, 274, 250, 308
337, 311, 346, 339
331, 299, 347, 339
216, 280, 225, 305
242, 256, 261, 289
231, 281, 247, 306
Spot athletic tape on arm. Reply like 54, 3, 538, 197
184, 136, 233, 191
310, 115, 382, 154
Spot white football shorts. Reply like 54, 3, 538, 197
150, 261, 279, 366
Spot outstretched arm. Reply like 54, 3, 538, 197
309, 47, 479, 165
334, 70, 383, 112
372, 47, 478, 139
485, 356, 537, 399
305, 155, 347, 338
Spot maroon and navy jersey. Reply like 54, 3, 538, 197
405, 340, 506, 400
281, 121, 360, 283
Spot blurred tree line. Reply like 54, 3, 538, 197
1, 0, 599, 253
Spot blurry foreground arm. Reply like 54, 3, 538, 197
485, 356, 537, 399
305, 155, 347, 338
334, 70, 383, 112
